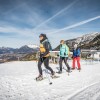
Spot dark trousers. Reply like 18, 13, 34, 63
59, 57, 70, 71
38, 57, 54, 75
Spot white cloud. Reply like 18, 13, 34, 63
0, 26, 34, 37
49, 16, 100, 34
32, 0, 78, 31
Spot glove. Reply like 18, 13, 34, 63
57, 54, 59, 57
71, 56, 74, 59
76, 55, 79, 57
64, 52, 66, 56
40, 54, 44, 58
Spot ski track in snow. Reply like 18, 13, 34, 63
68, 82, 100, 100
0, 61, 100, 100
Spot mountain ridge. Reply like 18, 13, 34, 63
54, 32, 100, 51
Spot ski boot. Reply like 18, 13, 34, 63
56, 70, 62, 74
36, 75, 43, 81
51, 72, 60, 79
77, 68, 81, 72
71, 68, 75, 70
67, 68, 72, 76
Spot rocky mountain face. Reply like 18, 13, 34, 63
80, 33, 100, 50
54, 32, 100, 51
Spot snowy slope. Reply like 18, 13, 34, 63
0, 61, 100, 100
78, 32, 99, 43
27, 44, 39, 49
55, 32, 100, 50
74, 32, 100, 44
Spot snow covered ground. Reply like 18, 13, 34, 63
0, 60, 100, 100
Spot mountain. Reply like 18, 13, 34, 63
0, 45, 39, 54
80, 33, 100, 50
54, 32, 100, 51
16, 45, 38, 54
0, 44, 39, 62
0, 47, 16, 54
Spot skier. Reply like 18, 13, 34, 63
72, 43, 81, 70
36, 34, 55, 81
57, 40, 71, 74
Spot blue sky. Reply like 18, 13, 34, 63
0, 0, 100, 48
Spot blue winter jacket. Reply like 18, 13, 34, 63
73, 48, 81, 57
59, 44, 69, 57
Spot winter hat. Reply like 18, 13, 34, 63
39, 34, 46, 38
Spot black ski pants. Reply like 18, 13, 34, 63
59, 57, 70, 71
38, 57, 54, 75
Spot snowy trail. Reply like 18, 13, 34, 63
0, 61, 100, 100
68, 82, 100, 100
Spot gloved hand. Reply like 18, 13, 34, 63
71, 56, 74, 59
64, 52, 66, 56
76, 55, 79, 57
57, 54, 59, 57
40, 54, 44, 58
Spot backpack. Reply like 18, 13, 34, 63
66, 45, 70, 56
42, 39, 52, 51
48, 41, 52, 51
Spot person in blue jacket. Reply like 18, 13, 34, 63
72, 43, 81, 70
57, 40, 71, 74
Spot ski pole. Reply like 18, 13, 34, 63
44, 68, 52, 85
36, 52, 39, 66
62, 64, 70, 76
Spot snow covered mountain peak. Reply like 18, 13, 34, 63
55, 32, 100, 51
80, 32, 100, 43
73, 32, 100, 44
27, 44, 39, 49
